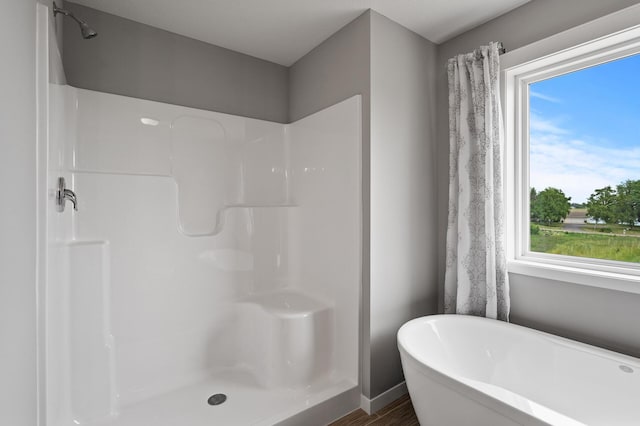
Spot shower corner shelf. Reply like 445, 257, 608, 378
178, 201, 298, 238
224, 202, 298, 209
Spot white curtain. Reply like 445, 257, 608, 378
444, 42, 509, 321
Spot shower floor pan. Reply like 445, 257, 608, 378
85, 290, 358, 425
91, 370, 356, 426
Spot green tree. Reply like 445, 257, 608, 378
531, 187, 571, 225
530, 187, 539, 222
586, 186, 616, 229
614, 180, 640, 228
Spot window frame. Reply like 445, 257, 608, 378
502, 21, 640, 295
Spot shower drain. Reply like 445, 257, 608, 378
619, 365, 634, 373
207, 393, 227, 406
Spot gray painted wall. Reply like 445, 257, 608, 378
0, 0, 37, 424
288, 11, 371, 124
369, 11, 438, 398
436, 0, 640, 357
63, 2, 289, 123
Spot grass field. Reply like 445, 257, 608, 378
531, 231, 640, 263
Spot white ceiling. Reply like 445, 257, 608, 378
70, 0, 530, 66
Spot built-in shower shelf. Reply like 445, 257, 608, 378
239, 289, 332, 317
65, 239, 109, 246
180, 203, 298, 237
53, 239, 109, 248
224, 203, 298, 209
70, 169, 172, 178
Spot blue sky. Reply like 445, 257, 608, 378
529, 53, 640, 203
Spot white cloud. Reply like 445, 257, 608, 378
529, 116, 640, 203
529, 113, 569, 135
530, 90, 562, 103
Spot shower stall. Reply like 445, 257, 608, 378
38, 3, 361, 425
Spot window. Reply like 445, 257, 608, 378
503, 22, 640, 292
528, 54, 640, 263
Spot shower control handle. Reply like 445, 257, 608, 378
56, 177, 78, 212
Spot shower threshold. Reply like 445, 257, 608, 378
90, 370, 357, 426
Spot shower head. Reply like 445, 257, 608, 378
79, 21, 98, 39
53, 2, 98, 39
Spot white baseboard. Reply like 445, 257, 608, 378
360, 381, 408, 414
275, 385, 360, 426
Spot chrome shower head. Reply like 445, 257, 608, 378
53, 2, 98, 40
79, 21, 98, 39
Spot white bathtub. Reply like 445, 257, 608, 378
398, 314, 640, 426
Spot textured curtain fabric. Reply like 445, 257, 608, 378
444, 42, 509, 321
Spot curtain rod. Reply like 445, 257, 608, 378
450, 42, 506, 61
498, 41, 506, 55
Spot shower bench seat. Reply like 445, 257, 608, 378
235, 290, 334, 389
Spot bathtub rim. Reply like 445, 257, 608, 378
398, 314, 640, 371
397, 314, 640, 426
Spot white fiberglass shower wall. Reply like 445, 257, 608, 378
38, 5, 361, 425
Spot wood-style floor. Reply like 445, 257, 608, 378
329, 394, 419, 425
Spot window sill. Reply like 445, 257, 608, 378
507, 259, 640, 295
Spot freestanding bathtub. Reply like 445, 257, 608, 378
398, 315, 640, 426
